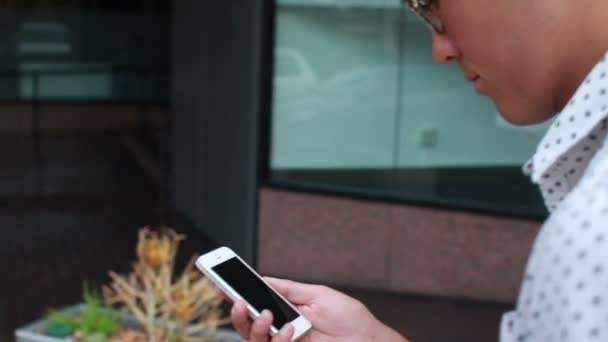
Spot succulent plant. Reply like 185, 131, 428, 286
44, 283, 121, 340
103, 227, 229, 342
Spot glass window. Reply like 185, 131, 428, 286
0, 1, 170, 102
269, 0, 548, 218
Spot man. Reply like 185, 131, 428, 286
227, 0, 608, 341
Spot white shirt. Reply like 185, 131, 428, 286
500, 53, 608, 342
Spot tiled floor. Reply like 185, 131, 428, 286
0, 132, 512, 342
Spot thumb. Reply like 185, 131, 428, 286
264, 277, 320, 305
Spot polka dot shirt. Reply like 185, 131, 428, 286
501, 52, 608, 342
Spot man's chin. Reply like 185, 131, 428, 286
494, 100, 556, 126
499, 114, 538, 126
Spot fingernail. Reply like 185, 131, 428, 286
234, 301, 245, 311
254, 318, 264, 327
280, 323, 293, 336
255, 310, 270, 325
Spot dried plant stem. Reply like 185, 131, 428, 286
103, 227, 229, 341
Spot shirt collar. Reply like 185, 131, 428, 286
526, 53, 608, 183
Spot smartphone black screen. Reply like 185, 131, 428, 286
212, 257, 299, 328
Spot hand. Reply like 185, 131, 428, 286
226, 277, 408, 342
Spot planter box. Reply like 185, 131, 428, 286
15, 304, 244, 342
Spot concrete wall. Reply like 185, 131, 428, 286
170, 0, 268, 262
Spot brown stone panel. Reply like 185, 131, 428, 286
388, 205, 539, 302
0, 104, 172, 136
39, 105, 140, 133
257, 188, 391, 288
258, 187, 542, 302
0, 105, 33, 137
143, 106, 171, 127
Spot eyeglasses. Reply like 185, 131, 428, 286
404, 0, 445, 34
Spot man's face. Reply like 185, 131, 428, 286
426, 0, 559, 125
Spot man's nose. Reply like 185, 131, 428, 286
431, 31, 460, 64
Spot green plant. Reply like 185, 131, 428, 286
45, 311, 77, 338
44, 282, 121, 339
103, 228, 229, 341
76, 283, 121, 338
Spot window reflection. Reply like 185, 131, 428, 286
270, 0, 547, 218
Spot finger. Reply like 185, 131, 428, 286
250, 309, 274, 342
272, 323, 295, 342
264, 277, 319, 305
231, 301, 252, 339
214, 285, 230, 301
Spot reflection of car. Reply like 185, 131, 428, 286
275, 63, 464, 124
272, 59, 548, 168
272, 63, 405, 167
17, 21, 71, 54
273, 47, 322, 123
271, 60, 506, 168
274, 47, 317, 86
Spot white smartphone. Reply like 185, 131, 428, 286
196, 246, 312, 341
